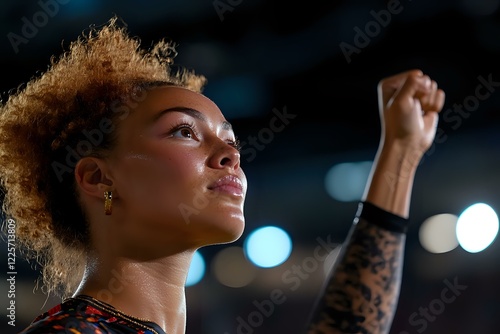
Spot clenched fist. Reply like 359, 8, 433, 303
377, 69, 446, 154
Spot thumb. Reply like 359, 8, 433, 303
422, 111, 439, 134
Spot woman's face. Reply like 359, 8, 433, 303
106, 86, 247, 251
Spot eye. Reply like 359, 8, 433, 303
168, 122, 198, 140
173, 127, 194, 139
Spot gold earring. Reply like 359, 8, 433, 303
104, 191, 113, 215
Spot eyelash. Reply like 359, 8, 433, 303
228, 137, 242, 151
167, 121, 241, 151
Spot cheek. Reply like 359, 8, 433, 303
114, 148, 207, 215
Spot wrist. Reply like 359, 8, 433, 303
378, 138, 425, 173
362, 139, 422, 218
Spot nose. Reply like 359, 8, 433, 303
208, 140, 241, 170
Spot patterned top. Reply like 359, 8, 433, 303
18, 295, 166, 334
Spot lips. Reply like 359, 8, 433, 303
208, 174, 244, 197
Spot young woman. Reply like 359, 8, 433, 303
0, 17, 444, 334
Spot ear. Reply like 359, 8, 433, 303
74, 156, 116, 200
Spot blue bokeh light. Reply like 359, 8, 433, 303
244, 225, 292, 268
186, 250, 205, 286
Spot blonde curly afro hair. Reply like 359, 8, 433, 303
0, 16, 206, 298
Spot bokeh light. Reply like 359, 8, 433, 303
212, 246, 257, 288
456, 203, 499, 253
244, 225, 292, 268
419, 214, 459, 253
324, 161, 372, 202
186, 250, 205, 286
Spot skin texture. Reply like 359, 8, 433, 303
73, 86, 247, 334
306, 70, 445, 334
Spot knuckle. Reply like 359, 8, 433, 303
407, 75, 421, 84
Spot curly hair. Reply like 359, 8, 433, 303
0, 16, 206, 298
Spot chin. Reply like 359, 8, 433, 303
194, 213, 246, 247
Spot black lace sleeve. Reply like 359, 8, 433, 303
305, 201, 409, 334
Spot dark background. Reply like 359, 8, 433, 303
1, 0, 500, 333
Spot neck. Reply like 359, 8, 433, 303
73, 250, 194, 334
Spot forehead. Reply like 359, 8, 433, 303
136, 85, 225, 120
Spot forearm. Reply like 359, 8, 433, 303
306, 143, 418, 334
363, 140, 422, 218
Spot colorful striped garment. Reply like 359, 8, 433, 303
18, 295, 165, 334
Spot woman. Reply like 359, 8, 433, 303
0, 17, 444, 334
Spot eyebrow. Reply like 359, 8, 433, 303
152, 106, 233, 130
